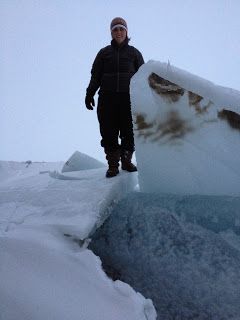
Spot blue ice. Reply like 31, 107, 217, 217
90, 192, 240, 320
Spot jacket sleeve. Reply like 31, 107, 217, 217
134, 49, 144, 72
86, 49, 104, 97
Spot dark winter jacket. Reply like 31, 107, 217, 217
86, 38, 144, 96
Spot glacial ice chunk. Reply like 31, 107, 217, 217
130, 61, 240, 195
62, 151, 105, 172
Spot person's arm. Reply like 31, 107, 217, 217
86, 49, 104, 97
85, 49, 104, 110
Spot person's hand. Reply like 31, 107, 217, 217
85, 94, 95, 110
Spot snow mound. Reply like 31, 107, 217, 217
61, 151, 106, 173
0, 227, 156, 320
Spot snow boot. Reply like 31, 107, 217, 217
105, 149, 121, 178
121, 150, 137, 172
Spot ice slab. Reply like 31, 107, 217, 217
0, 162, 137, 238
131, 61, 240, 196
61, 150, 105, 172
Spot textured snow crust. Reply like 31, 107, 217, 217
90, 192, 240, 320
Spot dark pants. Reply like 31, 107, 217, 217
97, 92, 135, 152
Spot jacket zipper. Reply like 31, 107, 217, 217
117, 48, 120, 92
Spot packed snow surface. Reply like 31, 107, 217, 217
0, 155, 136, 239
131, 60, 240, 195
0, 155, 155, 320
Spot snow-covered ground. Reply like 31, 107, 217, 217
0, 157, 156, 320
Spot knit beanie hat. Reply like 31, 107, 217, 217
110, 17, 128, 31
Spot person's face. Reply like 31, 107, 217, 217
111, 27, 127, 44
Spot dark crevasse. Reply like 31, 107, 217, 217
89, 192, 240, 320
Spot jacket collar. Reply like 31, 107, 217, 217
111, 38, 129, 49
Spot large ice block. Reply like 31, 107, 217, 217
131, 61, 240, 195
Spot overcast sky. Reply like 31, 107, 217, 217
1, 0, 240, 162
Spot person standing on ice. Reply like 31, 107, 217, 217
85, 17, 144, 178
